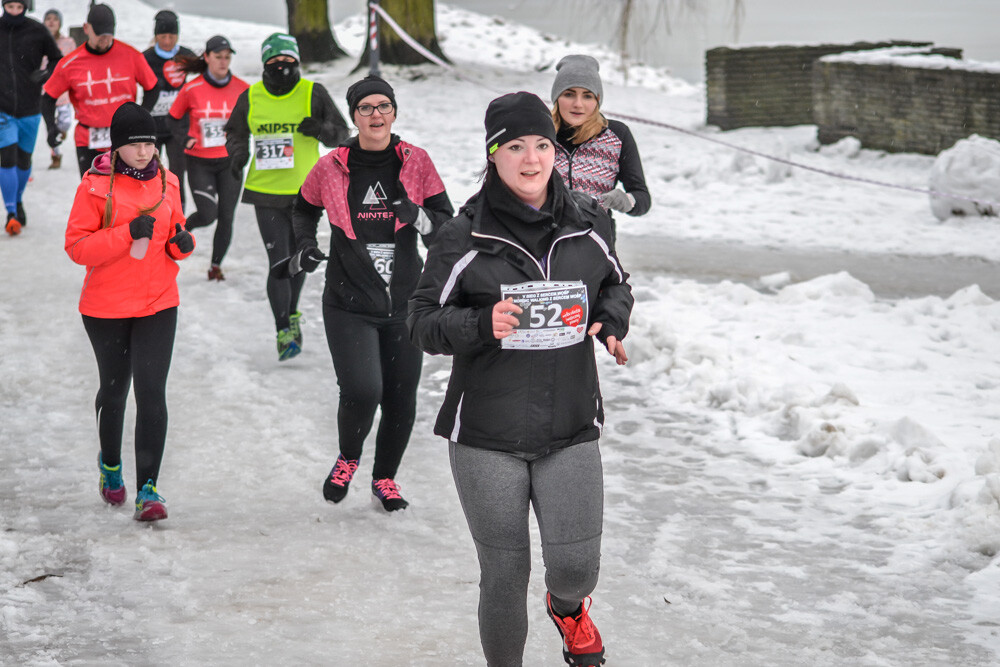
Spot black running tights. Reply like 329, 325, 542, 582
82, 307, 177, 492
185, 156, 241, 266
323, 306, 423, 480
255, 205, 304, 331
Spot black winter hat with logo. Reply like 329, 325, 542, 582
111, 102, 157, 152
484, 91, 556, 156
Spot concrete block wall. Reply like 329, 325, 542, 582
706, 41, 931, 130
812, 54, 1000, 154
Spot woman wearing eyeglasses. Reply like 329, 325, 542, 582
290, 75, 453, 511
551, 54, 650, 240
224, 33, 349, 361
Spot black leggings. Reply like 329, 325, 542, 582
323, 306, 423, 480
0, 144, 31, 169
185, 156, 241, 266
76, 146, 103, 177
82, 307, 177, 493
156, 135, 187, 209
255, 205, 304, 331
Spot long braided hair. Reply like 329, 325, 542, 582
101, 149, 168, 229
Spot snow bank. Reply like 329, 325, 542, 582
929, 134, 1000, 221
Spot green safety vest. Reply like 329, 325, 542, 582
245, 79, 319, 195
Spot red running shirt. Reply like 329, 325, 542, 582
43, 41, 157, 148
168, 74, 249, 159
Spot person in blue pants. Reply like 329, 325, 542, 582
0, 0, 62, 235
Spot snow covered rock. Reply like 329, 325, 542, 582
929, 134, 1000, 221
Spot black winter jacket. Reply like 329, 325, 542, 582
0, 14, 62, 117
408, 176, 633, 455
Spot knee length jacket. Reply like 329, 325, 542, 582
408, 180, 633, 456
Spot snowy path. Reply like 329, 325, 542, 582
2, 190, 997, 665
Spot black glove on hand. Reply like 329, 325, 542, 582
168, 223, 194, 253
391, 181, 418, 224
391, 182, 432, 235
129, 214, 156, 240
298, 246, 326, 273
230, 155, 247, 181
297, 116, 322, 139
30, 69, 49, 85
47, 125, 63, 149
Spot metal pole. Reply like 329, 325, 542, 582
368, 0, 381, 76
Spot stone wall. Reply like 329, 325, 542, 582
705, 41, 931, 130
812, 54, 1000, 154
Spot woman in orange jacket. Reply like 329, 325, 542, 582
65, 102, 194, 522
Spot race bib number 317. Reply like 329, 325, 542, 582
500, 281, 588, 350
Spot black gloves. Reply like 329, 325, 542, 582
296, 246, 326, 274
168, 223, 194, 253
230, 155, 247, 181
391, 182, 432, 235
47, 124, 63, 149
391, 181, 419, 225
129, 214, 155, 240
29, 69, 49, 85
297, 116, 322, 139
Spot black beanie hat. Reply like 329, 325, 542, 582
87, 3, 115, 36
484, 92, 556, 156
111, 102, 157, 152
153, 10, 178, 35
345, 75, 396, 118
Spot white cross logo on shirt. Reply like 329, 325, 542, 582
200, 100, 232, 119
75, 68, 132, 96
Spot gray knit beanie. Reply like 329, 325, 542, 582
551, 54, 603, 104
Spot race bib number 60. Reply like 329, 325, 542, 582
500, 281, 588, 350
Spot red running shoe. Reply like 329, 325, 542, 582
5, 213, 22, 236
546, 593, 606, 666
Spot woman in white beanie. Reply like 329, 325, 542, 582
551, 54, 650, 238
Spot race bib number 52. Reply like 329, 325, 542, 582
499, 281, 588, 350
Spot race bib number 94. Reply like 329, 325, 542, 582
500, 281, 588, 350
88, 126, 111, 150
254, 134, 294, 170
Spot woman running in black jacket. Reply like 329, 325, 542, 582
408, 92, 632, 667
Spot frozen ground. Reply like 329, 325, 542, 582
2, 2, 999, 665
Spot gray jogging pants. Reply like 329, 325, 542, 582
449, 439, 604, 667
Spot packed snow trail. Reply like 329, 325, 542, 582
2, 160, 997, 665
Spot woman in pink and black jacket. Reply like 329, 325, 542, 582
290, 75, 453, 511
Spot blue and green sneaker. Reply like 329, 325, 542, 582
289, 311, 303, 347
134, 480, 168, 522
98, 453, 126, 506
277, 327, 301, 361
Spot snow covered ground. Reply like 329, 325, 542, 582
2, 1, 999, 664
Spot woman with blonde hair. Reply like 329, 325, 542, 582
551, 54, 650, 237
65, 102, 194, 522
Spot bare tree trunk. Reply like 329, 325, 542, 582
286, 0, 348, 64
357, 0, 450, 70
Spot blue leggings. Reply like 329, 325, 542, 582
449, 440, 604, 667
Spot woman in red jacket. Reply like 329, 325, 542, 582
65, 102, 194, 522
168, 35, 248, 281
